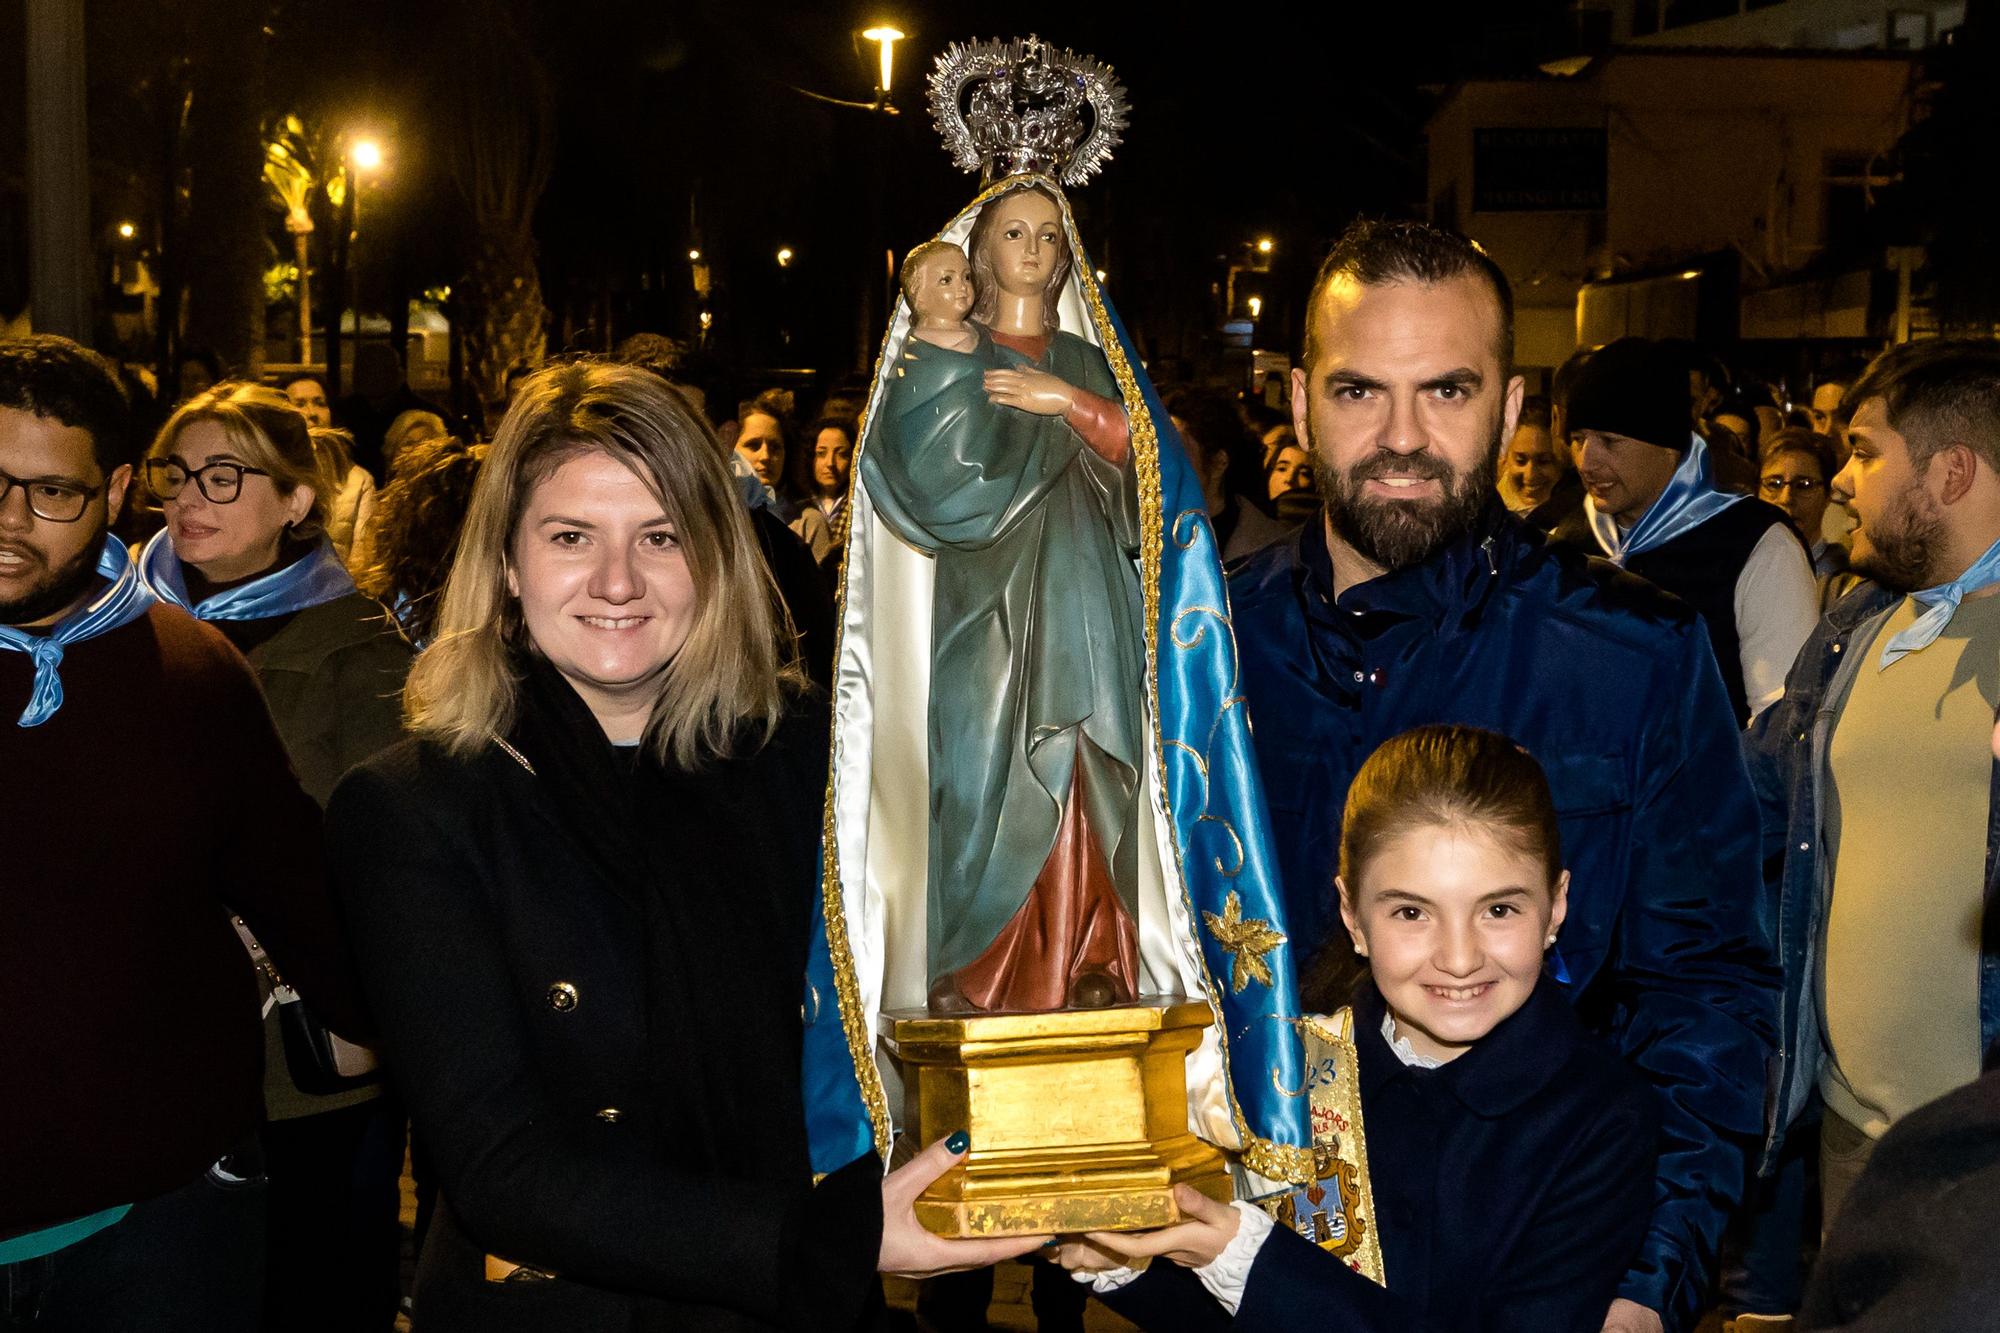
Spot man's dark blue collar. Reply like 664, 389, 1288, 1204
1353, 972, 1579, 1117
1296, 500, 1520, 629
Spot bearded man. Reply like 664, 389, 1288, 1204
1746, 338, 2000, 1286
1228, 220, 1776, 1333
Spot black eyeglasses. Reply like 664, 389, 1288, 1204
0, 466, 104, 523
1760, 476, 1822, 496
143, 458, 271, 504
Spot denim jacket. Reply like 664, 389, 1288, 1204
1744, 581, 2000, 1159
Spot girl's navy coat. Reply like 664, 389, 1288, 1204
1104, 978, 1659, 1333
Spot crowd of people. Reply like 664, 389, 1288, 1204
2, 214, 1996, 1333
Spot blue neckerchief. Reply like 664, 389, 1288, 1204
0, 535, 159, 728
1586, 433, 1745, 566
729, 452, 776, 512
1878, 536, 2000, 669
139, 529, 355, 621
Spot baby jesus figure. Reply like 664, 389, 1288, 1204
903, 241, 979, 353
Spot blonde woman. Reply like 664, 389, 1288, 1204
325, 362, 1039, 1332
137, 381, 412, 1330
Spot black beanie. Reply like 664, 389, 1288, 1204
1560, 337, 1692, 454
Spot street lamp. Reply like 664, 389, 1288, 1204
688, 249, 702, 262
777, 247, 795, 268
1247, 296, 1263, 319
862, 25, 904, 103
1256, 237, 1274, 255
350, 138, 384, 173
116, 221, 136, 240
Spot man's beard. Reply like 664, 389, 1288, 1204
0, 533, 104, 627
1317, 432, 1499, 573
1851, 484, 1946, 593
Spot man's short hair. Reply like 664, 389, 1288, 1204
0, 334, 135, 475
1845, 338, 2000, 473
1302, 219, 1514, 374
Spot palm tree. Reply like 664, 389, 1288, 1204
264, 114, 321, 363
439, 0, 554, 415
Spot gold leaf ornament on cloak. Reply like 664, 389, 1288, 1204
1203, 891, 1286, 994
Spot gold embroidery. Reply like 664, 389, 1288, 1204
1203, 891, 1286, 994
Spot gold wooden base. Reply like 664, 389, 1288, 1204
885, 998, 1231, 1237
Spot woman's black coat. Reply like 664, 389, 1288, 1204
327, 675, 882, 1333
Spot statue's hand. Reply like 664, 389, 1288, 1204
984, 367, 1075, 417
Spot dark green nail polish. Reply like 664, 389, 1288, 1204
946, 1130, 970, 1154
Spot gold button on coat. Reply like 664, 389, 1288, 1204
595, 1107, 622, 1124
547, 982, 579, 1012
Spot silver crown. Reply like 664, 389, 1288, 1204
928, 35, 1130, 187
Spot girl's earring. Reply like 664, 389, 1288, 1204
1545, 935, 1558, 949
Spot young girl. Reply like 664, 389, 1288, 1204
1065, 725, 1660, 1332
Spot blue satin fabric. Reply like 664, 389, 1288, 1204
1879, 535, 2000, 668
1587, 433, 1745, 564
799, 279, 1310, 1173
0, 535, 158, 727
139, 529, 356, 621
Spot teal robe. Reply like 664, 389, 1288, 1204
861, 326, 1146, 978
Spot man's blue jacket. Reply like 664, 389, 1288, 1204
1229, 507, 1780, 1332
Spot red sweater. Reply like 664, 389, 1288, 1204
0, 605, 369, 1237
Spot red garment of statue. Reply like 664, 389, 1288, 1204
951, 759, 1141, 1012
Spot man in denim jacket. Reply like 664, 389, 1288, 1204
1747, 338, 2000, 1246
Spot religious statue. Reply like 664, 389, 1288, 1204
799, 35, 1321, 1233
866, 184, 1146, 1015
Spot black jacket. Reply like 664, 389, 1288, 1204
327, 679, 882, 1332
1104, 978, 1659, 1333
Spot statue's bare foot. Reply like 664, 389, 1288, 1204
927, 975, 978, 1015
1067, 969, 1122, 1009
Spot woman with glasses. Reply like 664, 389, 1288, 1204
138, 381, 412, 1333
325, 362, 1041, 1332
1760, 428, 1860, 610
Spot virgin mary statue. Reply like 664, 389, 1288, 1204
801, 36, 1314, 1186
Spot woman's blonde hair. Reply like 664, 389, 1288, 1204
150, 381, 331, 538
404, 360, 796, 767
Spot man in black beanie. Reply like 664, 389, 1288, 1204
1550, 337, 1817, 723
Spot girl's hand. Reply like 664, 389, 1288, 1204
1051, 1235, 1131, 1274
1078, 1184, 1242, 1270
878, 1134, 1050, 1277
984, 368, 1076, 417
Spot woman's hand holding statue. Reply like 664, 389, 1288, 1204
878, 1134, 1051, 1278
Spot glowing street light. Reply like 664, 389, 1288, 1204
350, 138, 384, 173
863, 25, 905, 99
116, 221, 136, 240
1256, 237, 1274, 255
1247, 295, 1264, 319
777, 247, 795, 267
688, 248, 703, 263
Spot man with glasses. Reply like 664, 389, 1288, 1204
1551, 338, 1818, 723
0, 335, 368, 1330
